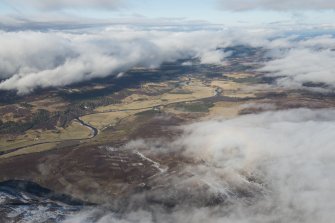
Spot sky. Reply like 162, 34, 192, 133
0, 0, 335, 26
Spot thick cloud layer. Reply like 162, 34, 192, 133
1, 27, 334, 94
218, 0, 335, 11
65, 109, 335, 222
0, 29, 227, 94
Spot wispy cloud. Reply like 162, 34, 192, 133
10, 0, 124, 10
261, 48, 335, 90
218, 0, 335, 11
65, 108, 335, 223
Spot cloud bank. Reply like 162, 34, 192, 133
218, 0, 335, 11
0, 26, 335, 94
64, 108, 335, 222
0, 29, 227, 94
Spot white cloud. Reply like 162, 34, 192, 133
218, 0, 335, 11
1, 26, 334, 94
0, 29, 227, 94
198, 50, 228, 64
176, 108, 335, 222
299, 35, 335, 49
260, 49, 335, 90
